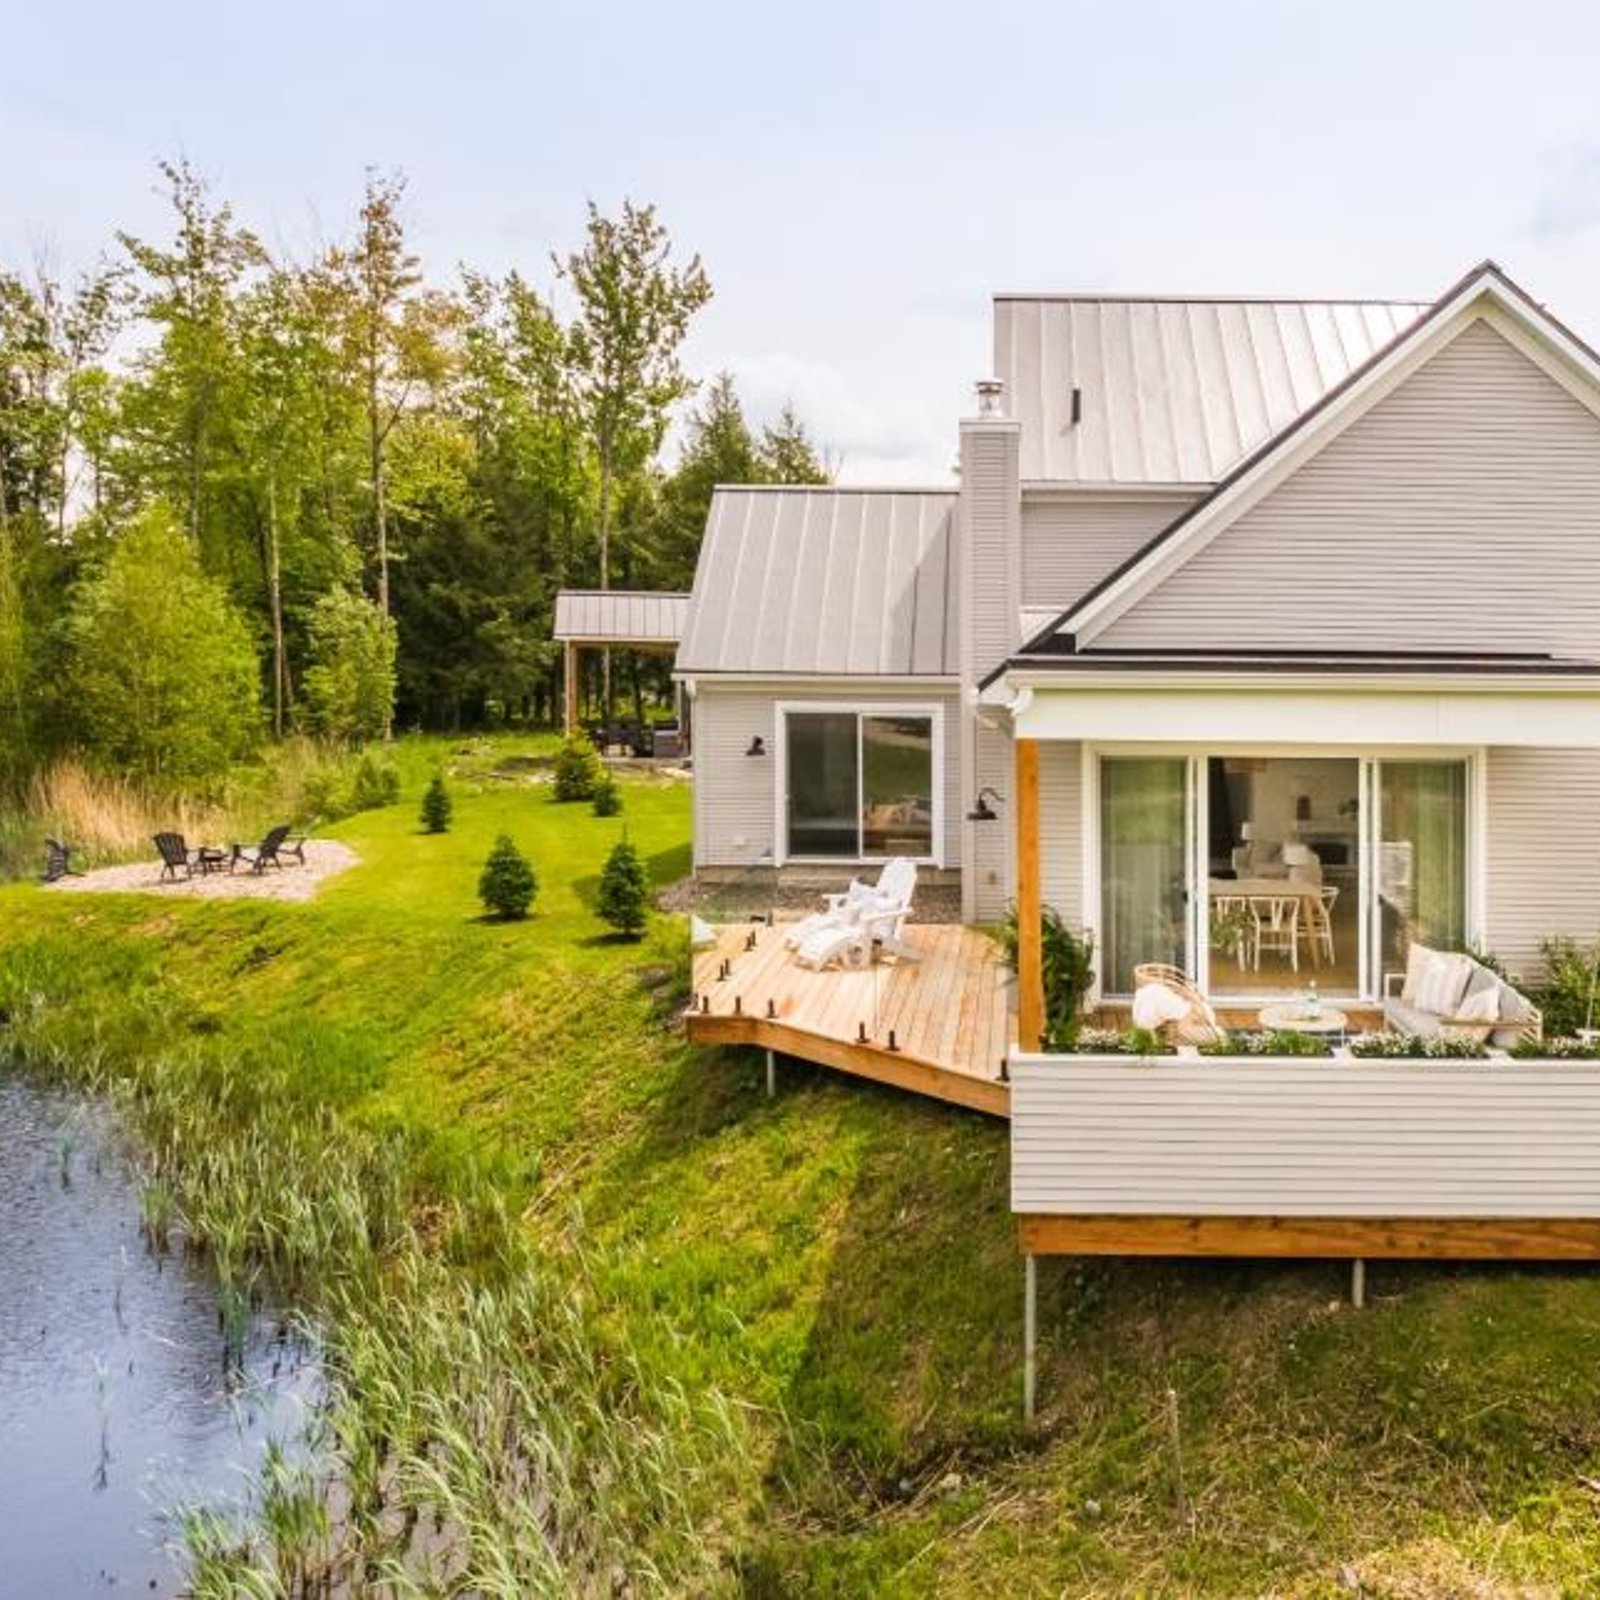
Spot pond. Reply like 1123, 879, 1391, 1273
0, 1075, 319, 1596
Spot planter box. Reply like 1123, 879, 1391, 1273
1011, 1052, 1600, 1222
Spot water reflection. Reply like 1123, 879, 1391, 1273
0, 1076, 318, 1597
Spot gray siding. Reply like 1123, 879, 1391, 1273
1021, 493, 1197, 615
1038, 741, 1083, 925
959, 421, 1021, 680
972, 721, 1012, 921
1011, 1055, 1600, 1218
693, 686, 961, 870
1097, 318, 1600, 654
1486, 747, 1600, 981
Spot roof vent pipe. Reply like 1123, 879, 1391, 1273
1070, 385, 1083, 426
975, 378, 1005, 417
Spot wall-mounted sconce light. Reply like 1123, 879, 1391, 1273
745, 735, 766, 757
966, 786, 1003, 822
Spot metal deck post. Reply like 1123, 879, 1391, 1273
1023, 1254, 1038, 1422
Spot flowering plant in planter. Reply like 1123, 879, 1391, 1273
1348, 1031, 1490, 1060
1070, 1026, 1172, 1057
1510, 1034, 1600, 1060
1201, 1029, 1328, 1058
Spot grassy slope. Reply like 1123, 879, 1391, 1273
4, 738, 1600, 1596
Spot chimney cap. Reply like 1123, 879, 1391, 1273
974, 378, 1006, 417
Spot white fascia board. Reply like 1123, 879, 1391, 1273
1060, 271, 1600, 648
1008, 678, 1600, 748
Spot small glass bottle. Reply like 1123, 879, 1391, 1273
1306, 978, 1320, 1019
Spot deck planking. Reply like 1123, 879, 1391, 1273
685, 921, 1014, 1118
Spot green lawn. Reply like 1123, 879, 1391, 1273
3, 737, 1600, 1594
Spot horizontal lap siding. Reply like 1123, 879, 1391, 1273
1021, 496, 1198, 612
1038, 741, 1082, 925
973, 722, 1012, 920
694, 687, 962, 869
1486, 748, 1600, 982
1010, 1057, 1600, 1217
1098, 319, 1600, 654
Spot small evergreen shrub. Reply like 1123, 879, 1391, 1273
478, 834, 537, 920
597, 836, 650, 939
553, 735, 604, 802
590, 775, 622, 817
420, 773, 453, 834
351, 750, 401, 811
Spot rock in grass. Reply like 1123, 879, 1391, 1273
478, 834, 537, 920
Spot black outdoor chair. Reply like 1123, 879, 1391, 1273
231, 823, 294, 875
154, 832, 226, 880
42, 838, 82, 884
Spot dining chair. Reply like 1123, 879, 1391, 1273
1251, 895, 1300, 971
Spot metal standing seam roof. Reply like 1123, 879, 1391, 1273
553, 589, 689, 644
675, 486, 959, 676
996, 295, 1430, 484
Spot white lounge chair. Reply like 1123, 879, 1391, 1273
783, 858, 917, 950
791, 859, 919, 970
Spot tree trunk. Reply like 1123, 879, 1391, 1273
368, 349, 394, 741
267, 473, 286, 739
597, 444, 613, 721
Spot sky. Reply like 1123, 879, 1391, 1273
7, 0, 1600, 482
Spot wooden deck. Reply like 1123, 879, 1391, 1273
685, 921, 1014, 1117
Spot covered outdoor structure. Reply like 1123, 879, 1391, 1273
552, 589, 691, 748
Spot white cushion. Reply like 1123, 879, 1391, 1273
1411, 949, 1475, 1017
1453, 984, 1500, 1023
1132, 983, 1191, 1031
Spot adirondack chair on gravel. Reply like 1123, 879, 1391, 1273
42, 838, 81, 884
154, 832, 227, 880
231, 823, 295, 874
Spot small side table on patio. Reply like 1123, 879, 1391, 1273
1257, 1002, 1349, 1046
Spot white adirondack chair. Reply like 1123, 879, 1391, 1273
783, 858, 917, 950
791, 859, 919, 970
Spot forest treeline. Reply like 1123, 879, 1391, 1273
0, 159, 827, 786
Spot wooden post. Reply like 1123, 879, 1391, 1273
564, 641, 579, 734
765, 1048, 776, 1099
1015, 737, 1044, 1053
1351, 1257, 1366, 1309
1023, 1253, 1038, 1422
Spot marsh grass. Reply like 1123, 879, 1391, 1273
0, 944, 763, 1596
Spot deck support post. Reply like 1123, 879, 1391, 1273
1351, 1257, 1366, 1309
564, 640, 579, 733
765, 1048, 776, 1099
1015, 738, 1043, 1054
1023, 1253, 1038, 1422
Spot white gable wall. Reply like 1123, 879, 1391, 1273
1094, 318, 1600, 656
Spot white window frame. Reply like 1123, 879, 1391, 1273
1080, 741, 1482, 1003
774, 701, 946, 868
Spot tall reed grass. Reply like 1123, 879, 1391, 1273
0, 946, 768, 1595
0, 739, 401, 880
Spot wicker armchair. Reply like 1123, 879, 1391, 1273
1132, 963, 1227, 1047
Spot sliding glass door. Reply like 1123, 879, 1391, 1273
1096, 750, 1473, 999
783, 708, 937, 862
1100, 757, 1190, 994
1374, 759, 1469, 988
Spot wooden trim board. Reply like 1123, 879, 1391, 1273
1018, 1213, 1600, 1261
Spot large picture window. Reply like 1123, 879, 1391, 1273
782, 708, 938, 862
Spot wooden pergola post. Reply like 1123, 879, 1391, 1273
564, 640, 579, 734
1015, 737, 1044, 1053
